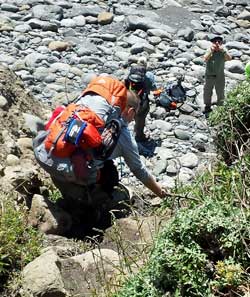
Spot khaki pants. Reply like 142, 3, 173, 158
203, 75, 225, 108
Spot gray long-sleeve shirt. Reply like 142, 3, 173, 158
110, 119, 151, 184
77, 94, 151, 184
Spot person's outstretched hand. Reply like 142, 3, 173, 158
159, 187, 168, 198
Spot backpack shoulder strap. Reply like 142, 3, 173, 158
94, 118, 122, 160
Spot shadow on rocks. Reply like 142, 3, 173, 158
60, 183, 133, 240
136, 138, 160, 157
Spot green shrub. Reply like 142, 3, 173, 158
209, 81, 250, 164
0, 195, 43, 291
173, 156, 250, 206
115, 199, 249, 296
114, 158, 250, 297
211, 258, 245, 293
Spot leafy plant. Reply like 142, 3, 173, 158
113, 152, 250, 296
114, 195, 249, 297
0, 195, 43, 291
212, 258, 244, 292
48, 186, 62, 202
209, 81, 250, 164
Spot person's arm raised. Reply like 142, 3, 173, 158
204, 45, 215, 62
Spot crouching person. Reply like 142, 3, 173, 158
33, 76, 166, 236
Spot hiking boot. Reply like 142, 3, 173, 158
203, 106, 212, 118
135, 134, 149, 143
203, 105, 212, 113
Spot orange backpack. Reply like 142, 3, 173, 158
44, 76, 127, 158
82, 76, 127, 113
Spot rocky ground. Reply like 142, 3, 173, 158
0, 0, 249, 296
1, 0, 249, 193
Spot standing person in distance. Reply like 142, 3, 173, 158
203, 35, 232, 116
124, 57, 157, 142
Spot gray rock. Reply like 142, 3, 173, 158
193, 119, 208, 130
85, 16, 98, 24
226, 41, 249, 50
28, 194, 72, 235
6, 154, 20, 166
147, 28, 172, 39
131, 42, 155, 54
179, 103, 195, 114
22, 249, 66, 297
90, 33, 117, 42
224, 70, 245, 81
1, 3, 19, 13
24, 53, 47, 68
174, 129, 191, 140
152, 119, 173, 132
215, 6, 231, 17
210, 23, 231, 35
178, 167, 195, 183
61, 18, 77, 28
71, 249, 120, 295
23, 113, 45, 135
148, 36, 162, 45
149, 0, 163, 9
66, 4, 103, 18
155, 147, 175, 160
192, 133, 208, 143
124, 34, 147, 45
0, 95, 8, 109
191, 20, 206, 31
179, 152, 199, 168
126, 16, 176, 34
225, 60, 245, 74
2, 162, 39, 194
196, 39, 211, 50
14, 24, 31, 33
237, 9, 250, 21
0, 54, 16, 65
162, 175, 176, 189
177, 27, 194, 42
190, 64, 206, 80
228, 48, 243, 58
153, 159, 167, 175
17, 137, 33, 152
32, 5, 64, 21
73, 15, 86, 26
166, 159, 180, 175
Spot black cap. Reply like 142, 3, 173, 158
128, 65, 146, 83
210, 34, 223, 42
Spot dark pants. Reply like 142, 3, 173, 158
98, 160, 119, 192
52, 160, 119, 228
134, 98, 150, 141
